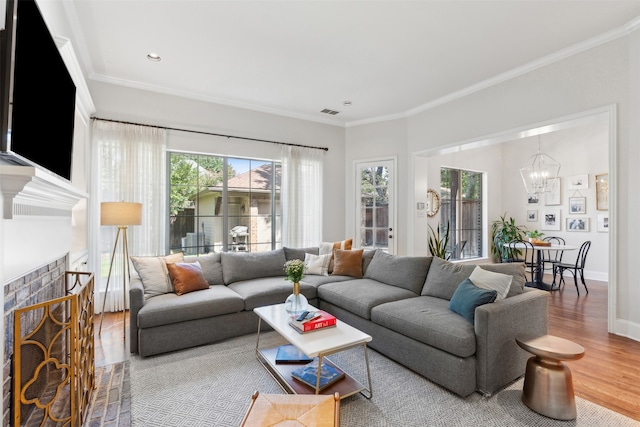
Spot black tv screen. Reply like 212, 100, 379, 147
1, 0, 76, 181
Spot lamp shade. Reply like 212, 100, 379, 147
101, 202, 143, 226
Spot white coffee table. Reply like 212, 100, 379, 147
254, 303, 373, 399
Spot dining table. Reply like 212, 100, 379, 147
503, 242, 578, 291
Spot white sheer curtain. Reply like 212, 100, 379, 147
281, 145, 324, 247
89, 120, 166, 313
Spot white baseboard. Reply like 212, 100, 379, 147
557, 269, 607, 283
614, 319, 640, 343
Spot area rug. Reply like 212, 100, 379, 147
130, 331, 639, 426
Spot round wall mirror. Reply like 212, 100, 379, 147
426, 189, 440, 217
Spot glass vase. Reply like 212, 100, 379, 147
284, 282, 308, 317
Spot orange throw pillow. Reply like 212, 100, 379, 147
331, 249, 364, 278
166, 262, 210, 295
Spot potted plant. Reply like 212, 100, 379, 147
526, 230, 545, 245
490, 213, 526, 262
428, 221, 451, 260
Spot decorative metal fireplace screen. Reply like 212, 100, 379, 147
13, 272, 95, 426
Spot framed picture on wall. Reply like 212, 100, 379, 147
544, 178, 561, 205
597, 214, 609, 232
569, 197, 586, 214
595, 173, 609, 210
567, 217, 589, 232
527, 210, 538, 222
568, 174, 589, 190
541, 208, 561, 231
527, 193, 539, 204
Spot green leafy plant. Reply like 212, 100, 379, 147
526, 230, 545, 239
284, 259, 306, 283
428, 221, 451, 260
490, 213, 526, 262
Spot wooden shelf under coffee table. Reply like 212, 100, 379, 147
253, 303, 373, 399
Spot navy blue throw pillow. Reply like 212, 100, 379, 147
449, 278, 497, 323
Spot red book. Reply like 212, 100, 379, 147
289, 310, 337, 333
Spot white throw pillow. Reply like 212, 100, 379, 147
131, 252, 184, 300
468, 265, 513, 301
304, 253, 332, 276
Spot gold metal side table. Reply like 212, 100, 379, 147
516, 334, 585, 420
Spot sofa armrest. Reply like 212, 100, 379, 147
129, 274, 145, 354
474, 288, 548, 395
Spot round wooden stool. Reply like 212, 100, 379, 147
516, 334, 585, 420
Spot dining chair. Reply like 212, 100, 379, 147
507, 239, 537, 284
541, 236, 565, 274
552, 241, 591, 295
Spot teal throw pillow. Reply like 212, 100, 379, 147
449, 278, 497, 323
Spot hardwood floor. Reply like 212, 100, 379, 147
94, 277, 640, 421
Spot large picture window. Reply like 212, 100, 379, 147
169, 152, 281, 254
440, 167, 483, 260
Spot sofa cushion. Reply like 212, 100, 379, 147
221, 249, 287, 284
364, 251, 432, 294
228, 277, 317, 311
449, 279, 497, 323
183, 253, 224, 285
361, 249, 376, 274
304, 253, 331, 276
137, 285, 245, 328
317, 278, 417, 320
166, 262, 210, 296
468, 266, 511, 300
300, 275, 353, 288
331, 249, 364, 278
371, 295, 477, 358
421, 257, 475, 300
284, 246, 320, 261
131, 252, 184, 300
475, 263, 526, 298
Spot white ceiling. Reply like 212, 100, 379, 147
63, 1, 640, 127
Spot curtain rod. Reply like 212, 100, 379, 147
91, 117, 329, 152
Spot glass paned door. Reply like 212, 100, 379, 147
356, 159, 395, 254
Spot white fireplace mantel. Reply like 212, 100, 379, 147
0, 165, 88, 219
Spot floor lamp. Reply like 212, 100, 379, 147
99, 201, 142, 337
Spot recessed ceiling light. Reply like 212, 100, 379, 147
342, 101, 352, 106
146, 53, 161, 62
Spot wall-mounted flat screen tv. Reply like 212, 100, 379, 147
0, 0, 77, 181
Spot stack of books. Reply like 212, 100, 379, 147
289, 310, 337, 333
291, 360, 345, 391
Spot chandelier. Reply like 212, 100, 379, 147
519, 136, 561, 195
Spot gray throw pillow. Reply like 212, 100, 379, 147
364, 250, 432, 294
421, 257, 475, 300
221, 248, 287, 284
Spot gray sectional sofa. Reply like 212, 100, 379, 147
129, 246, 548, 397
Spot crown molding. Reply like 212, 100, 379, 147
346, 15, 640, 128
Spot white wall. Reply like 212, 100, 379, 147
88, 82, 347, 243
345, 34, 640, 340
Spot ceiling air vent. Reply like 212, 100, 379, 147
320, 108, 340, 115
